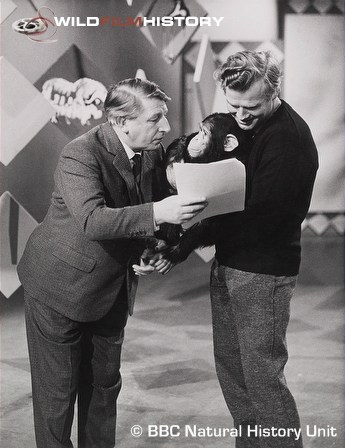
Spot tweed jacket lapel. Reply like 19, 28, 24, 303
100, 122, 139, 205
100, 122, 157, 204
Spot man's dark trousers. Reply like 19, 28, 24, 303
24, 285, 128, 448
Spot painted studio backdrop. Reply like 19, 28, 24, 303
1, 0, 344, 299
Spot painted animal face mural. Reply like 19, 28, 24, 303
41, 77, 107, 125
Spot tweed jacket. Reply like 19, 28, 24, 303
17, 122, 169, 321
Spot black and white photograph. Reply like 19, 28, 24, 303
0, 1, 343, 447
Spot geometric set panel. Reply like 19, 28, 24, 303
0, 192, 37, 298
0, 0, 17, 24
193, 35, 217, 122
284, 14, 344, 212
0, 57, 56, 166
34, 45, 112, 141
138, 0, 207, 64
287, 0, 344, 14
303, 213, 345, 236
3, 122, 70, 223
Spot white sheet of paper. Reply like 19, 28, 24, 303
174, 158, 245, 228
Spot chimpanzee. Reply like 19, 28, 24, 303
165, 112, 250, 191
137, 112, 252, 270
158, 112, 251, 263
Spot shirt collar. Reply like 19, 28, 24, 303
115, 131, 141, 160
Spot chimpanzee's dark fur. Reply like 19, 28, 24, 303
143, 113, 252, 264
165, 112, 250, 168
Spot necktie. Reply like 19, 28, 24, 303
131, 153, 142, 203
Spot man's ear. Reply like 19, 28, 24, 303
224, 134, 239, 152
111, 116, 128, 133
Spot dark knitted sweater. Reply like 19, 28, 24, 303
213, 100, 318, 276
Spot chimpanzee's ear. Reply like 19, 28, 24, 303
224, 134, 239, 152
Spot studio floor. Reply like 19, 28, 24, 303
1, 236, 343, 448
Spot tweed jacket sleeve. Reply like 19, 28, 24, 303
54, 133, 157, 241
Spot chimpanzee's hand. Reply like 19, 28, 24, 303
132, 257, 174, 276
148, 240, 176, 275
150, 257, 175, 275
147, 244, 186, 275
164, 244, 188, 264
140, 239, 169, 265
133, 240, 174, 276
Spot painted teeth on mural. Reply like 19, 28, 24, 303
42, 77, 107, 125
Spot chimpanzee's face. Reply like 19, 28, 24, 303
187, 124, 211, 158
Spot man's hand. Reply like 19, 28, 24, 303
153, 196, 207, 225
133, 239, 176, 276
132, 257, 174, 276
132, 258, 155, 276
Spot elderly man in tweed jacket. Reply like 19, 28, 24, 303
18, 78, 206, 448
